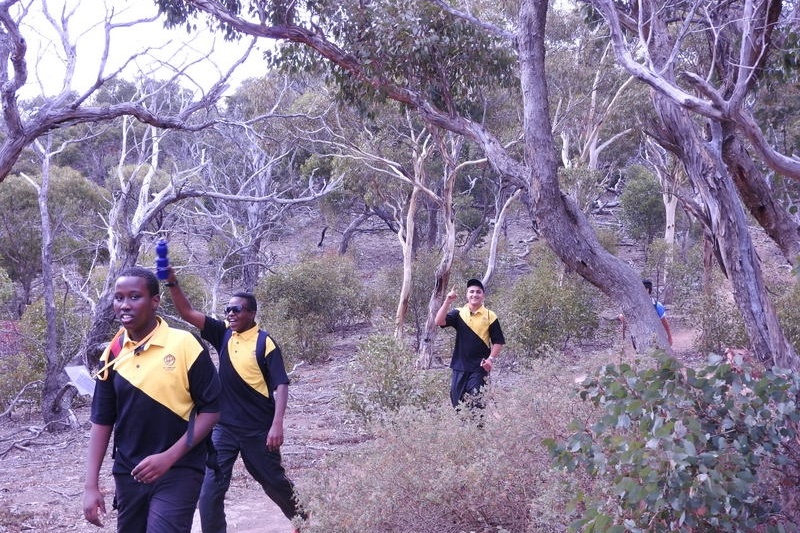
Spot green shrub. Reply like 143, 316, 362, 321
0, 350, 44, 415
259, 254, 370, 364
546, 354, 800, 532
341, 334, 446, 424
263, 253, 371, 332
777, 281, 800, 354
595, 225, 619, 256
1, 293, 90, 415
619, 164, 665, 247
503, 244, 600, 357
20, 295, 89, 372
0, 267, 14, 318
691, 279, 748, 356
261, 299, 327, 366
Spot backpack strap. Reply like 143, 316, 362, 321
255, 330, 273, 395
222, 328, 273, 395
222, 328, 232, 353
255, 329, 269, 367
95, 328, 126, 381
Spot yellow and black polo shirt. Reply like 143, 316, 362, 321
201, 317, 290, 433
442, 305, 506, 371
91, 317, 221, 475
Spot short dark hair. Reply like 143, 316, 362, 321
118, 267, 160, 297
642, 279, 653, 293
232, 292, 258, 313
467, 278, 484, 291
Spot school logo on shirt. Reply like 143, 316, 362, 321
163, 353, 176, 371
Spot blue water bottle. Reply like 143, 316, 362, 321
155, 239, 169, 280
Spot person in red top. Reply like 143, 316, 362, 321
82, 267, 220, 532
435, 278, 505, 409
164, 267, 305, 533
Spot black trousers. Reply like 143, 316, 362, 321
198, 424, 302, 532
450, 369, 487, 408
114, 467, 202, 533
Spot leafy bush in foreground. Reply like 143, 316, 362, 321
546, 354, 800, 532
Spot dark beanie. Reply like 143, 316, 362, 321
467, 278, 484, 291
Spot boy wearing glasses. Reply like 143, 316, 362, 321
164, 268, 304, 533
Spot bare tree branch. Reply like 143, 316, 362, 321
0, 380, 42, 419
426, 0, 516, 41
591, 0, 800, 179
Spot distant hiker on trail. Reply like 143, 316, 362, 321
164, 267, 306, 533
642, 278, 673, 346
435, 278, 505, 409
83, 267, 221, 532
618, 278, 673, 347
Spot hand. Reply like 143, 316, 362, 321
165, 265, 177, 284
131, 452, 173, 484
480, 357, 494, 372
266, 424, 284, 452
83, 487, 105, 527
445, 286, 458, 302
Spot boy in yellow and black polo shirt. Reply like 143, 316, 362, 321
165, 267, 305, 533
83, 267, 220, 532
435, 278, 505, 408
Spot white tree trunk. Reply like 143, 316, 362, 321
26, 137, 77, 430
394, 186, 420, 339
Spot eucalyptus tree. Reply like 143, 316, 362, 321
20, 134, 102, 428
154, 0, 676, 354
301, 98, 511, 363
0, 167, 106, 316
0, 1, 249, 186
0, 176, 41, 310
585, 0, 800, 367
0, 134, 107, 426
546, 7, 646, 214
310, 104, 456, 340
166, 73, 342, 303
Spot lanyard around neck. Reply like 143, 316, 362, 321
93, 324, 160, 380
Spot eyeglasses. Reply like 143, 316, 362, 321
224, 305, 248, 314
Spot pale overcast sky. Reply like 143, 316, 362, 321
21, 0, 268, 99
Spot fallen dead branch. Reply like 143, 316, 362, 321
0, 419, 78, 458
0, 380, 43, 419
